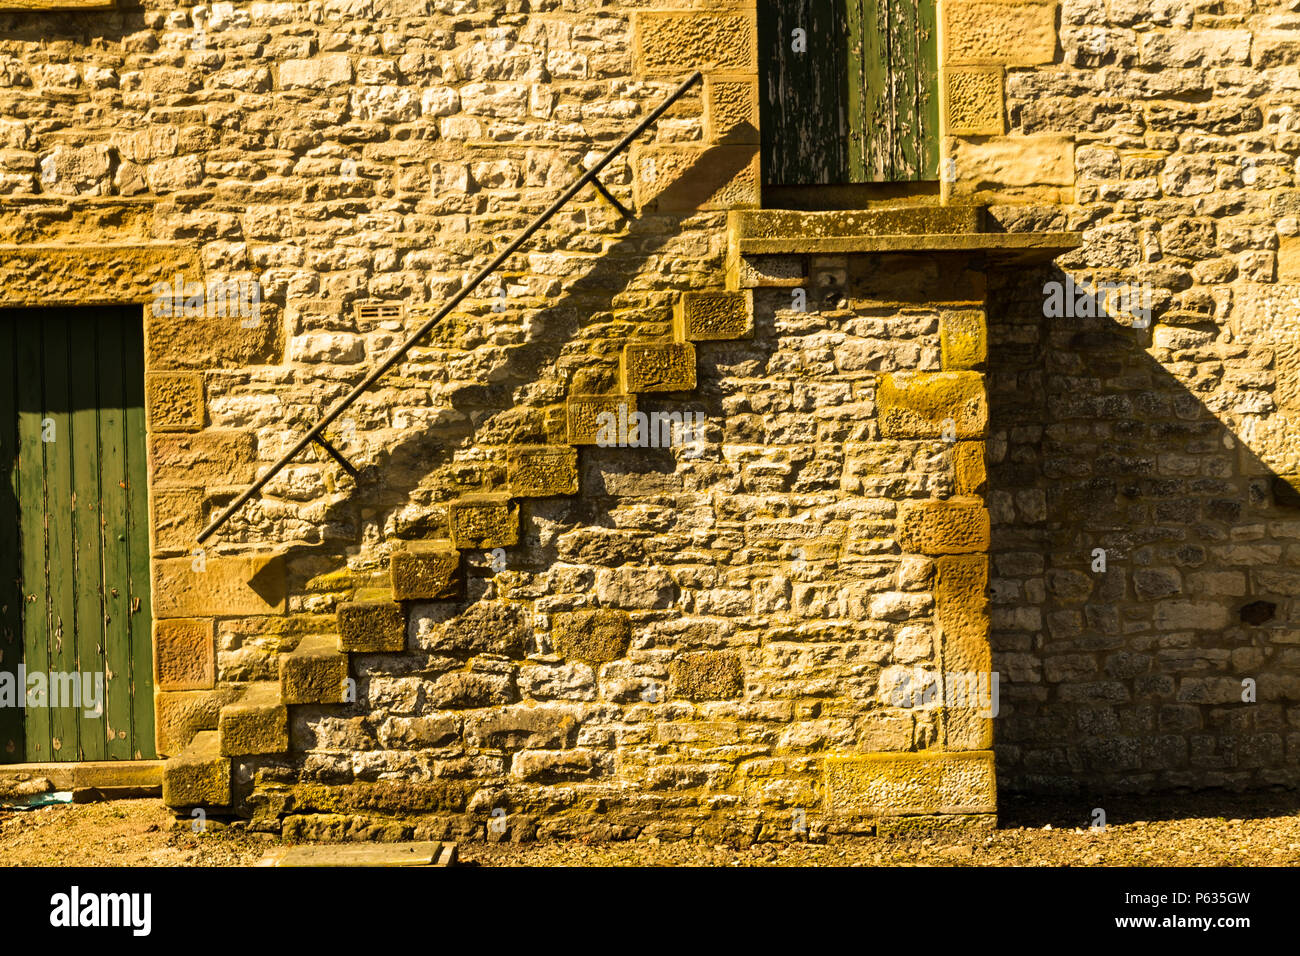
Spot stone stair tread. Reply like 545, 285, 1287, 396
218, 681, 289, 757
161, 730, 231, 808
286, 633, 344, 658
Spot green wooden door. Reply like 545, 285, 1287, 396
0, 307, 155, 763
760, 0, 939, 185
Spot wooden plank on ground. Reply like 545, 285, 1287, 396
267, 841, 458, 867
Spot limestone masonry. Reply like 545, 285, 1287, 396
0, 0, 1298, 842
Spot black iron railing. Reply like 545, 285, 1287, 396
198, 70, 703, 544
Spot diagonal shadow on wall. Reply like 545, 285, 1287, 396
987, 260, 1300, 827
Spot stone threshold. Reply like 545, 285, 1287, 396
0, 760, 163, 800
728, 208, 1083, 265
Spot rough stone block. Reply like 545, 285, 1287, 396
552, 609, 632, 664
940, 309, 987, 370
0, 244, 202, 311
338, 598, 406, 653
877, 371, 988, 439
952, 441, 987, 496
448, 493, 518, 548
146, 300, 280, 370
943, 0, 1057, 66
507, 444, 579, 497
218, 681, 288, 756
945, 67, 1004, 136
705, 75, 759, 144
669, 650, 744, 700
567, 394, 637, 445
899, 499, 991, 555
936, 555, 991, 673
150, 486, 205, 552
464, 704, 579, 749
633, 145, 760, 212
155, 687, 240, 756
154, 617, 214, 691
948, 135, 1076, 201
145, 371, 204, 431
1279, 237, 1300, 283
152, 554, 286, 618
390, 540, 461, 601
149, 430, 257, 487
635, 12, 757, 74
621, 341, 696, 392
674, 290, 753, 341
161, 731, 230, 807
280, 634, 349, 705
823, 751, 997, 815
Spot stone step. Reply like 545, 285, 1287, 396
505, 444, 578, 497
280, 634, 350, 705
673, 290, 753, 342
338, 589, 407, 653
162, 730, 231, 808
217, 681, 289, 757
257, 840, 458, 867
447, 492, 518, 549
566, 393, 637, 445
390, 539, 461, 600
620, 341, 695, 393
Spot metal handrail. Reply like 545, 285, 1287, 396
198, 70, 704, 544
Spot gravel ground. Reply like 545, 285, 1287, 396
0, 793, 1297, 866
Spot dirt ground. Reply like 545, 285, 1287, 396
1, 793, 1298, 866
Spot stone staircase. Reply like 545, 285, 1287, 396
162, 283, 756, 810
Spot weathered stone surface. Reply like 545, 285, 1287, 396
705, 75, 759, 145
952, 442, 987, 496
162, 731, 230, 807
448, 493, 518, 548
670, 651, 744, 700
507, 444, 578, 497
280, 634, 349, 705
823, 752, 996, 815
150, 487, 205, 552
145, 371, 204, 431
936, 555, 991, 673
877, 372, 988, 439
940, 310, 987, 370
390, 540, 461, 601
635, 12, 756, 73
511, 748, 598, 782
944, 0, 1057, 66
338, 599, 405, 654
415, 601, 531, 659
464, 704, 579, 749
152, 554, 286, 618
633, 145, 760, 212
427, 671, 515, 709
149, 430, 257, 487
674, 290, 753, 341
621, 341, 696, 393
948, 135, 1075, 201
945, 67, 1005, 136
154, 617, 214, 691
552, 609, 631, 663
218, 682, 288, 756
899, 499, 991, 555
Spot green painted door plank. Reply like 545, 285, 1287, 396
916, 0, 940, 180
14, 316, 48, 762
68, 311, 107, 761
888, 0, 921, 178
41, 311, 79, 761
121, 310, 155, 759
97, 314, 134, 762
0, 317, 22, 760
